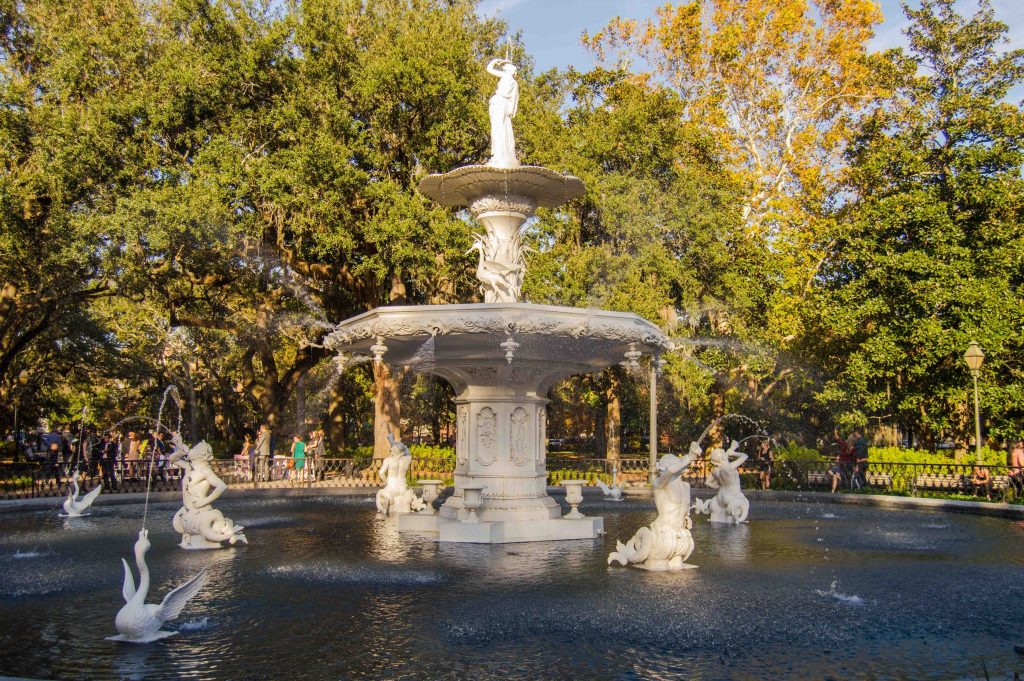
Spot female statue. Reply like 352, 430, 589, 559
486, 58, 519, 167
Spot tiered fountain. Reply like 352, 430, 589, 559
326, 58, 671, 543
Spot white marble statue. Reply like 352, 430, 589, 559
595, 478, 623, 501
694, 440, 750, 524
608, 447, 699, 570
109, 529, 207, 643
376, 433, 426, 515
169, 434, 248, 549
486, 58, 519, 168
61, 476, 102, 517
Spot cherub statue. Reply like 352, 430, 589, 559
169, 434, 247, 549
376, 433, 426, 515
486, 58, 519, 168
608, 446, 699, 570
694, 440, 749, 524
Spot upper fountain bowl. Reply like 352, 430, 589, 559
418, 165, 585, 213
325, 302, 671, 395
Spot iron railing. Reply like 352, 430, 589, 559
1, 457, 1019, 502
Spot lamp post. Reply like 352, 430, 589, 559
648, 356, 666, 486
13, 370, 28, 455
963, 341, 985, 465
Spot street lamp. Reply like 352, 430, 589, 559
963, 341, 985, 465
13, 370, 28, 454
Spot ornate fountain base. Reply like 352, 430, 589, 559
326, 302, 670, 544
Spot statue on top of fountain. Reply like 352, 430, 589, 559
486, 58, 519, 168
693, 440, 750, 524
608, 445, 700, 570
169, 434, 248, 549
376, 433, 426, 515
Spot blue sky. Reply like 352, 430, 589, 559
477, 0, 1024, 75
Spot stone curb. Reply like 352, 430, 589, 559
0, 486, 373, 514
2, 485, 1021, 520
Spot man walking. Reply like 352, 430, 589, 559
255, 424, 272, 481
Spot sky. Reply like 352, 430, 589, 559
477, 0, 1024, 76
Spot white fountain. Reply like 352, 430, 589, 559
376, 433, 426, 515
326, 58, 671, 543
693, 440, 750, 524
168, 434, 248, 549
109, 529, 207, 643
61, 477, 102, 517
608, 448, 699, 570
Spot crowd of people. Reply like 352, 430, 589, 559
3, 423, 335, 490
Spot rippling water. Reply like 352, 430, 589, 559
1, 496, 1022, 680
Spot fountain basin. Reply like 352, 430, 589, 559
1, 495, 1021, 680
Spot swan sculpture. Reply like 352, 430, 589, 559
109, 529, 207, 643
467, 240, 522, 303
61, 477, 102, 517
595, 479, 623, 501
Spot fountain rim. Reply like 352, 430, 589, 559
418, 164, 586, 208
325, 302, 673, 352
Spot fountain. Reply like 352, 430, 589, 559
109, 529, 208, 643
376, 434, 426, 515
61, 476, 103, 517
168, 434, 248, 549
692, 439, 750, 524
608, 448, 699, 570
326, 57, 671, 543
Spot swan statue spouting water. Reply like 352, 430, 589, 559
61, 477, 102, 517
595, 479, 623, 501
109, 529, 207, 643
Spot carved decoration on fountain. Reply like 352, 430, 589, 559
476, 407, 497, 465
536, 406, 547, 473
326, 308, 673, 351
457, 405, 469, 467
510, 407, 529, 466
469, 194, 537, 216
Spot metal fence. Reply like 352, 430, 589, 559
1, 456, 1019, 502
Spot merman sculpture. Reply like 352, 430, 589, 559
693, 440, 750, 524
169, 434, 247, 549
376, 433, 426, 515
608, 447, 699, 570
61, 476, 102, 517
109, 529, 207, 643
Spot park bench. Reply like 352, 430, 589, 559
914, 473, 964, 493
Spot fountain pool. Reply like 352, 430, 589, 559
1, 495, 1022, 680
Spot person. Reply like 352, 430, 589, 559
43, 427, 63, 487
255, 424, 271, 481
485, 58, 519, 167
101, 433, 118, 491
969, 465, 991, 500
309, 428, 326, 481
829, 455, 843, 493
1008, 440, 1024, 493
240, 432, 255, 481
851, 429, 869, 489
152, 431, 168, 482
291, 434, 306, 481
757, 439, 774, 491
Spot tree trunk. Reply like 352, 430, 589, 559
294, 374, 306, 437
373, 361, 402, 458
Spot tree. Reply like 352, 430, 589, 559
807, 0, 1024, 445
